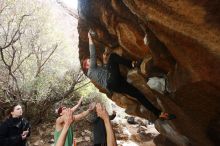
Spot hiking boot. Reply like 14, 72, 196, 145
159, 112, 176, 121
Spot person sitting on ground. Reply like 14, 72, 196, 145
54, 97, 96, 146
0, 103, 31, 146
95, 103, 117, 146
82, 31, 175, 121
90, 103, 116, 146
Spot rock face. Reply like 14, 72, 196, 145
77, 0, 220, 146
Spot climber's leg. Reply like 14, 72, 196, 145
119, 79, 161, 117
108, 53, 133, 69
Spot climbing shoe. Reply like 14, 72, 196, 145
159, 112, 176, 121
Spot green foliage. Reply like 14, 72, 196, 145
0, 0, 110, 124
75, 79, 96, 96
0, 0, 81, 103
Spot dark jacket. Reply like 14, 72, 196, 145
0, 117, 31, 146
93, 114, 116, 144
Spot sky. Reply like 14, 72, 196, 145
61, 0, 78, 10
45, 0, 80, 71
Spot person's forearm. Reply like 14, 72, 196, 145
71, 97, 83, 112
55, 125, 69, 146
81, 110, 90, 117
71, 102, 81, 112
71, 104, 79, 113
75, 110, 90, 121
89, 43, 97, 68
104, 118, 117, 146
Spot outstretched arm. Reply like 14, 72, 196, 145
74, 102, 96, 121
71, 96, 83, 112
74, 110, 90, 121
96, 103, 117, 146
88, 31, 94, 45
104, 118, 117, 146
88, 31, 97, 68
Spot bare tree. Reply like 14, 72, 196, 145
0, 5, 29, 95
33, 43, 59, 77
0, 2, 59, 100
26, 70, 89, 124
0, 0, 87, 124
0, 14, 29, 51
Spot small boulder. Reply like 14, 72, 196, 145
127, 117, 137, 124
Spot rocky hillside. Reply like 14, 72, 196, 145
77, 0, 220, 146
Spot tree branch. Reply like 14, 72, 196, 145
35, 44, 58, 77
74, 81, 91, 91
0, 14, 29, 50
13, 52, 33, 73
0, 4, 8, 14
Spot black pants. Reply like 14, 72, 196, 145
107, 53, 161, 116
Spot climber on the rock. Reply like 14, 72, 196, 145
82, 30, 176, 121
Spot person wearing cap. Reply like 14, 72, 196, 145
82, 31, 176, 121
54, 97, 95, 146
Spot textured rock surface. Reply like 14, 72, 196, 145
77, 0, 220, 146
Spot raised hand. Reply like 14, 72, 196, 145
88, 31, 92, 40
78, 96, 84, 105
63, 108, 74, 127
96, 103, 109, 121
89, 102, 96, 112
